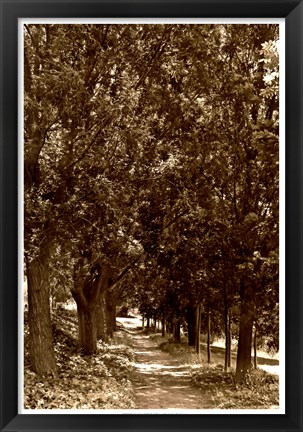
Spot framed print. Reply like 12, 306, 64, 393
0, 0, 302, 431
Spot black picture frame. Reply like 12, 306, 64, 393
0, 1, 302, 431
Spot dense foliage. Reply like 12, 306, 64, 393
24, 23, 280, 392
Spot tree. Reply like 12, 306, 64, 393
201, 24, 279, 382
24, 24, 279, 381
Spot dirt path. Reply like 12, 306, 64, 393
117, 318, 213, 410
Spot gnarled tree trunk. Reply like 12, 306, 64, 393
72, 262, 112, 354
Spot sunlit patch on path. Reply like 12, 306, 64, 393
117, 317, 214, 410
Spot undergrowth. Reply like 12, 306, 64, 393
191, 365, 279, 409
151, 333, 279, 409
24, 308, 135, 410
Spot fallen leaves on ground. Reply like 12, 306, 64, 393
24, 308, 135, 410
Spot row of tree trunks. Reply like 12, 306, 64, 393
77, 294, 118, 353
188, 303, 212, 359
72, 264, 116, 354
141, 313, 168, 336
27, 252, 120, 375
98, 293, 119, 341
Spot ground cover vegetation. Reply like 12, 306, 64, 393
149, 331, 279, 409
24, 307, 135, 409
24, 23, 280, 408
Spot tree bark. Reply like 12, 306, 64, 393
187, 305, 196, 347
228, 313, 231, 368
207, 308, 211, 363
153, 316, 157, 332
77, 305, 97, 354
166, 320, 173, 334
26, 253, 58, 377
235, 279, 256, 383
96, 292, 107, 341
195, 304, 201, 354
161, 312, 166, 337
173, 318, 180, 342
224, 304, 230, 372
72, 263, 112, 352
253, 327, 258, 369
105, 290, 116, 338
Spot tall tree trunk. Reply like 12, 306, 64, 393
153, 316, 157, 332
173, 318, 180, 342
235, 280, 256, 383
195, 304, 201, 354
26, 253, 58, 377
166, 320, 172, 334
253, 327, 258, 369
207, 308, 211, 364
157, 319, 161, 331
176, 321, 181, 342
224, 304, 230, 372
161, 312, 166, 337
187, 305, 196, 347
228, 313, 231, 368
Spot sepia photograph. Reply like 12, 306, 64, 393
22, 21, 283, 413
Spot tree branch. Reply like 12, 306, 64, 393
67, 114, 111, 171
109, 256, 141, 289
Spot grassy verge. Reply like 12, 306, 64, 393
24, 308, 135, 410
150, 333, 279, 409
191, 364, 279, 409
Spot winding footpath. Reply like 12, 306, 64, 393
118, 318, 214, 410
